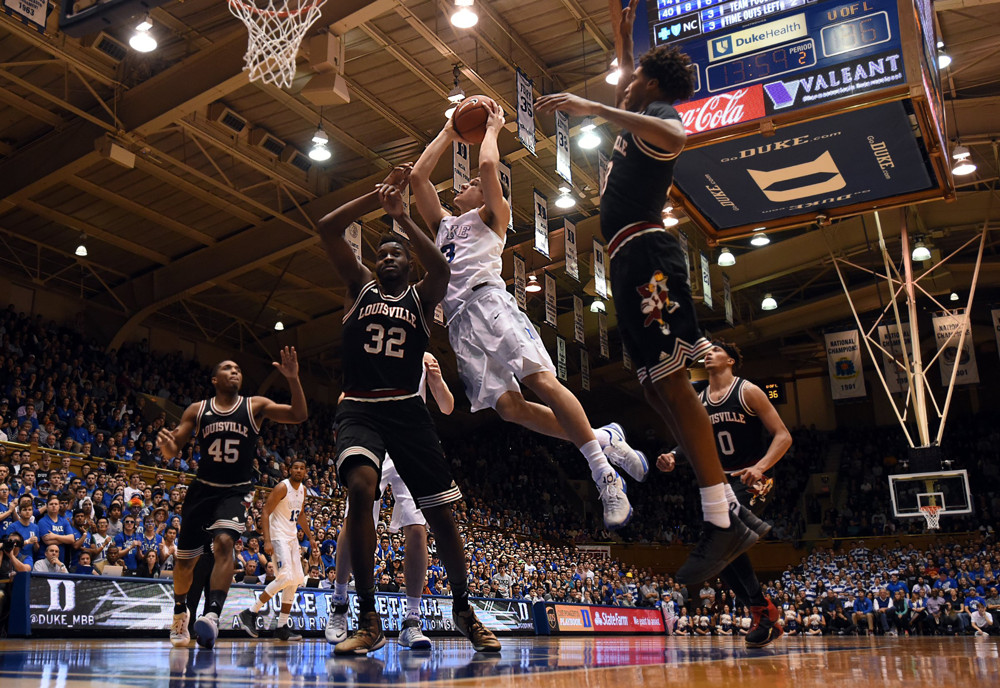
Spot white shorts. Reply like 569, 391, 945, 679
270, 536, 304, 588
344, 455, 426, 533
448, 287, 555, 412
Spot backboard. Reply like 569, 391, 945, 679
887, 469, 972, 519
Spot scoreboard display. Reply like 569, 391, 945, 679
620, 0, 952, 239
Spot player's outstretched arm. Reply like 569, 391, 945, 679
156, 402, 198, 459
254, 346, 308, 425
732, 383, 792, 485
411, 122, 455, 231
423, 352, 455, 415
615, 0, 640, 109
378, 184, 450, 311
477, 100, 511, 237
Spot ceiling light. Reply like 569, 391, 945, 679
761, 293, 777, 311
555, 186, 575, 209
590, 298, 606, 314
526, 274, 542, 293
951, 145, 976, 176
451, 0, 478, 28
445, 105, 457, 119
750, 231, 770, 246
311, 127, 328, 145
949, 291, 959, 302
129, 15, 157, 53
937, 51, 951, 69
911, 239, 931, 262
75, 234, 88, 257
309, 143, 331, 161
662, 208, 679, 227
274, 319, 285, 331
717, 247, 735, 267
578, 116, 600, 149
447, 85, 466, 104
606, 58, 620, 85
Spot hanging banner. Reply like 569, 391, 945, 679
932, 312, 979, 385
824, 330, 867, 399
534, 189, 549, 257
573, 295, 585, 344
598, 149, 610, 196
498, 159, 514, 234
593, 239, 607, 299
346, 221, 363, 263
722, 273, 733, 326
581, 349, 591, 391
433, 304, 446, 327
564, 219, 579, 282
678, 229, 691, 285
992, 308, 1000, 363
623, 345, 633, 372
516, 67, 536, 155
556, 335, 568, 382
391, 188, 411, 237
544, 271, 557, 328
556, 111, 571, 184
700, 252, 713, 310
453, 140, 470, 191
599, 313, 609, 359
513, 252, 527, 311
876, 323, 912, 395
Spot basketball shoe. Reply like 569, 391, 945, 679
746, 599, 783, 648
170, 610, 191, 647
675, 513, 758, 584
325, 604, 349, 644
734, 503, 772, 538
453, 608, 502, 652
398, 617, 432, 649
334, 611, 386, 655
237, 609, 260, 638
599, 423, 649, 482
194, 612, 219, 649
274, 624, 303, 641
598, 470, 632, 529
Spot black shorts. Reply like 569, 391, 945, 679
609, 226, 711, 384
335, 396, 462, 510
176, 479, 252, 559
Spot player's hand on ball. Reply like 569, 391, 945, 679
484, 99, 505, 131
656, 452, 676, 472
273, 346, 299, 379
734, 465, 765, 486
535, 93, 596, 117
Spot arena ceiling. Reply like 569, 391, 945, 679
0, 0, 997, 393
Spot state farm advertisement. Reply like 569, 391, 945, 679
548, 604, 665, 634
674, 85, 766, 135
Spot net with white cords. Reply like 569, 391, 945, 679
919, 505, 941, 530
228, 0, 327, 89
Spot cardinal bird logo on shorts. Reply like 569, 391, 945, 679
637, 271, 679, 335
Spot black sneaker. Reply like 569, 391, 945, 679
274, 624, 303, 642
735, 503, 772, 538
746, 609, 783, 648
237, 609, 260, 639
675, 515, 759, 585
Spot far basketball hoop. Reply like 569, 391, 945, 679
888, 469, 972, 531
918, 505, 941, 531
228, 0, 327, 89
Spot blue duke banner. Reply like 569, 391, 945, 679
534, 189, 549, 257
824, 329, 866, 399
453, 140, 470, 191
516, 67, 536, 155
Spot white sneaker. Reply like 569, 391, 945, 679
600, 423, 649, 482
325, 606, 349, 644
194, 612, 219, 649
398, 617, 432, 649
170, 610, 191, 648
598, 470, 633, 529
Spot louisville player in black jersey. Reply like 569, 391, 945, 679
658, 340, 792, 647
536, 0, 758, 584
318, 165, 500, 654
157, 348, 307, 649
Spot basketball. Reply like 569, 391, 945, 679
451, 95, 496, 145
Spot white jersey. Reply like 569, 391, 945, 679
269, 478, 305, 540
436, 208, 505, 321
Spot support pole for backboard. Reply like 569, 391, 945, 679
895, 212, 930, 447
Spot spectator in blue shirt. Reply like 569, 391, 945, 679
934, 571, 958, 591
886, 572, 909, 596
137, 517, 162, 561
16, 469, 38, 499
113, 515, 142, 569
37, 495, 76, 564
9, 502, 40, 567
68, 509, 92, 569
852, 591, 875, 635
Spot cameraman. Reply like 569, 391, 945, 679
0, 533, 32, 613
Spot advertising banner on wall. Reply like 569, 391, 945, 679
932, 312, 979, 385
537, 603, 665, 635
824, 329, 866, 399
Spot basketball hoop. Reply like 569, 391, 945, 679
919, 505, 941, 530
228, 0, 327, 89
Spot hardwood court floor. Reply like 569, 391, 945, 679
0, 636, 996, 687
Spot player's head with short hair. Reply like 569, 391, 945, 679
628, 46, 696, 109
211, 360, 242, 392
289, 457, 307, 484
375, 232, 412, 285
709, 339, 743, 370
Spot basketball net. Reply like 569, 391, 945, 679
919, 505, 941, 530
228, 0, 327, 89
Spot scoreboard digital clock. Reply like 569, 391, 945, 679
763, 381, 786, 404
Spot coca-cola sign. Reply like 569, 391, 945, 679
674, 85, 766, 135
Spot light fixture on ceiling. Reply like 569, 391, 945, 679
605, 57, 620, 85
951, 144, 976, 176
911, 238, 931, 262
129, 15, 157, 53
590, 298, 606, 314
662, 207, 679, 227
750, 227, 770, 246
578, 116, 601, 149
451, 0, 478, 28
274, 319, 285, 331
445, 105, 458, 119
446, 65, 465, 116
717, 247, 735, 267
937, 49, 951, 70
526, 274, 542, 293
555, 186, 576, 209
761, 293, 777, 311
309, 112, 332, 161
74, 234, 88, 257
949, 291, 960, 302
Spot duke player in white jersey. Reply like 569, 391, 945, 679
325, 352, 453, 649
236, 457, 317, 641
411, 99, 648, 530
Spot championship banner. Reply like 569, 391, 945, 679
993, 308, 1000, 363
723, 273, 733, 326
678, 228, 691, 285
536, 602, 665, 635
598, 312, 609, 359
2, 0, 46, 34
623, 344, 633, 372
593, 239, 607, 299
564, 219, 579, 281
533, 189, 549, 257
499, 159, 514, 234
391, 187, 411, 238
573, 295, 585, 344
598, 149, 610, 196
555, 110, 571, 183
20, 574, 534, 636
824, 329, 867, 399
700, 251, 713, 309
453, 140, 471, 191
544, 271, 557, 328
932, 312, 980, 385
346, 221, 363, 262
513, 252, 527, 311
556, 335, 568, 382
581, 349, 591, 391
516, 67, 536, 155
433, 304, 446, 327
876, 323, 912, 395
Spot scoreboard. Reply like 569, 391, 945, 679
620, 0, 952, 240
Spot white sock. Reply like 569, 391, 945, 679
250, 598, 265, 613
333, 582, 349, 605
700, 484, 731, 528
592, 427, 612, 449
724, 483, 739, 508
278, 612, 289, 627
406, 596, 422, 620
581, 440, 613, 482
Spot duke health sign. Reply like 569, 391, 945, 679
673, 101, 932, 229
